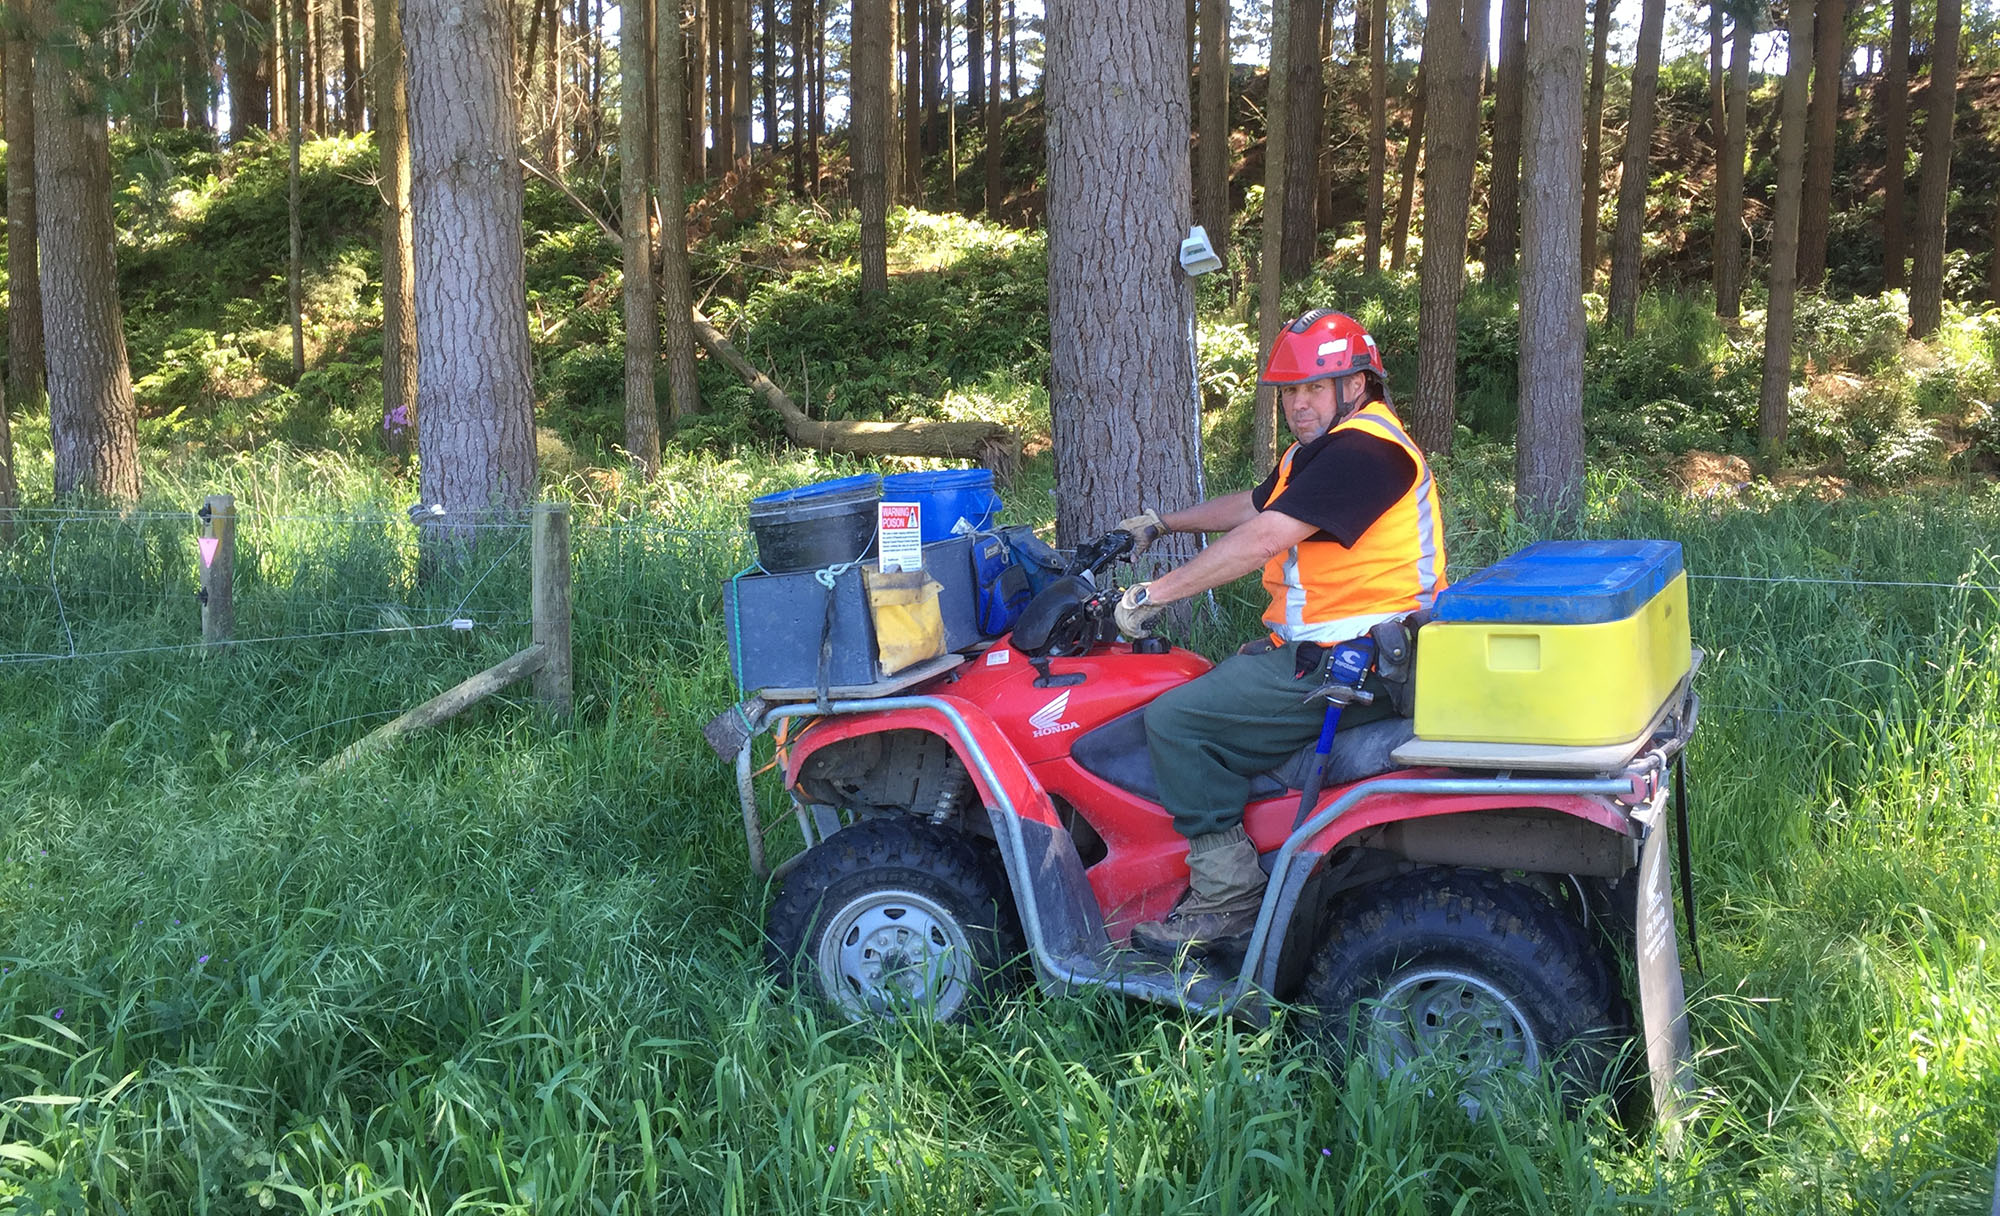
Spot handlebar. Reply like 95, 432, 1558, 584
1063, 529, 1137, 580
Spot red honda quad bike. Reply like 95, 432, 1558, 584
713, 531, 1700, 1120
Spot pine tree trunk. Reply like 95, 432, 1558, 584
686, 0, 706, 176
656, 0, 701, 417
1045, 0, 1201, 550
375, 0, 417, 459
920, 0, 940, 158
1796, 0, 1844, 290
341, 0, 361, 130
1278, 0, 1322, 279
1517, 0, 1585, 523
1881, 0, 1908, 288
1579, 0, 1609, 289
1410, 0, 1486, 453
1907, 0, 1957, 337
1389, 44, 1423, 273
224, 0, 274, 135
34, 28, 140, 502
1195, 0, 1228, 254
984, 0, 1003, 218
760, 0, 775, 151
1706, 2, 1722, 140
1759, 0, 1814, 462
185, 0, 214, 130
967, 0, 983, 111
1006, 0, 1015, 99
900, 0, 920, 199
543, 0, 563, 166
304, 0, 320, 132
287, 0, 305, 377
1714, 14, 1750, 318
809, 0, 823, 190
1484, 0, 1524, 281
1361, 0, 1384, 272
1605, 0, 1663, 333
789, 0, 807, 191
730, 0, 749, 170
621, 0, 660, 474
854, 0, 890, 294
1255, 0, 1292, 472
6, 21, 43, 416
402, 0, 539, 528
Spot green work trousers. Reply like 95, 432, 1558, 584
1143, 641, 1393, 839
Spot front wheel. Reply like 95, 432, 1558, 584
766, 818, 1022, 1023
1301, 868, 1627, 1104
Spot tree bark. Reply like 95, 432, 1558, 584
1410, 0, 1486, 454
1516, 0, 1584, 523
729, 0, 749, 172
656, 0, 700, 418
1044, 0, 1202, 549
855, 0, 890, 294
1388, 43, 1423, 273
759, 0, 775, 152
375, 0, 417, 459
1714, 12, 1750, 318
1759, 0, 1814, 462
621, 0, 660, 474
1907, 0, 1957, 337
341, 0, 362, 131
402, 0, 539, 530
1881, 0, 1908, 288
809, 0, 823, 189
224, 0, 274, 135
789, 0, 807, 191
1278, 0, 1322, 279
1605, 0, 1663, 333
984, 0, 1003, 218
287, 0, 305, 377
1484, 0, 1525, 281
967, 0, 983, 111
687, 0, 706, 175
1579, 0, 1609, 289
1796, 0, 1845, 290
34, 24, 140, 502
1195, 0, 1228, 252
6, 20, 43, 417
900, 0, 919, 199
1707, 0, 1722, 140
1255, 0, 1292, 471
1361, 0, 1385, 271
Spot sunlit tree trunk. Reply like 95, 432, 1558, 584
1907, 0, 1957, 338
1714, 11, 1750, 318
1579, 0, 1609, 289
1517, 0, 1584, 523
341, 0, 362, 130
1359, 0, 1385, 271
1880, 0, 1908, 288
375, 0, 417, 459
1388, 43, 1423, 273
1278, 0, 1322, 278
656, 0, 700, 418
1797, 0, 1845, 291
1195, 0, 1228, 251
1410, 0, 1486, 453
35, 23, 139, 502
855, 0, 890, 294
1484, 0, 1524, 281
402, 0, 539, 530
1605, 0, 1662, 333
1759, 0, 1813, 462
621, 0, 660, 474
1045, 0, 1201, 550
1254, 0, 1291, 471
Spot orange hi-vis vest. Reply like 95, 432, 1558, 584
1260, 401, 1447, 644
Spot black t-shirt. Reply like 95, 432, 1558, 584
1251, 428, 1418, 547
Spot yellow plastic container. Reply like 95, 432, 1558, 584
1414, 565, 1692, 747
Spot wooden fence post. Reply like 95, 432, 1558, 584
531, 502, 573, 715
201, 494, 235, 646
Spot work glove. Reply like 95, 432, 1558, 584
1115, 582, 1168, 639
1116, 509, 1168, 556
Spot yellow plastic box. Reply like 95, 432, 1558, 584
1413, 542, 1693, 747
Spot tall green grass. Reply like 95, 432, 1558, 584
3, 444, 1997, 1213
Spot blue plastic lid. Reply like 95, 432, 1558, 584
1434, 540, 1685, 624
883, 469, 995, 492
749, 473, 882, 508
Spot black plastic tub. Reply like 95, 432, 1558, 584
748, 474, 881, 573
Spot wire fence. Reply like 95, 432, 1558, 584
3, 501, 1996, 748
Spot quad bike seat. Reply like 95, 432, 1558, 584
1071, 708, 1417, 805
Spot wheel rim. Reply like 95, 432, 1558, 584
814, 887, 976, 1022
1365, 967, 1542, 1081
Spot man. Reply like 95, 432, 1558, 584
1110, 310, 1446, 953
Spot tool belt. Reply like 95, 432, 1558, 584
1275, 612, 1424, 717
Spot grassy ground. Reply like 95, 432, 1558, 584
2, 437, 1996, 1214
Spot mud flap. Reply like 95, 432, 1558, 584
1632, 790, 1694, 1145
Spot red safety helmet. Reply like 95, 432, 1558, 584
1259, 309, 1388, 389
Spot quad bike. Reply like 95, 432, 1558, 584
711, 531, 1699, 1122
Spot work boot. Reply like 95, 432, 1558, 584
1129, 826, 1267, 955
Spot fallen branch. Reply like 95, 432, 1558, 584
319, 643, 547, 772
518, 157, 1019, 476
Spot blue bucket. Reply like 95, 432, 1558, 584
882, 469, 1002, 543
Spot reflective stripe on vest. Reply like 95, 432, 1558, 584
1260, 401, 1448, 643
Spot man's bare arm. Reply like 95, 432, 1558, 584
1145, 508, 1315, 604
1159, 491, 1258, 536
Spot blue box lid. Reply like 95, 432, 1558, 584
1433, 540, 1685, 625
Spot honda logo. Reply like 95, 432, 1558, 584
1029, 690, 1079, 737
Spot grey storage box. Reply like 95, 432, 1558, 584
924, 534, 984, 653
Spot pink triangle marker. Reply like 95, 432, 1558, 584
199, 536, 220, 568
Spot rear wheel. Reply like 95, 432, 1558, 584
1301, 868, 1626, 1103
767, 818, 1021, 1023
